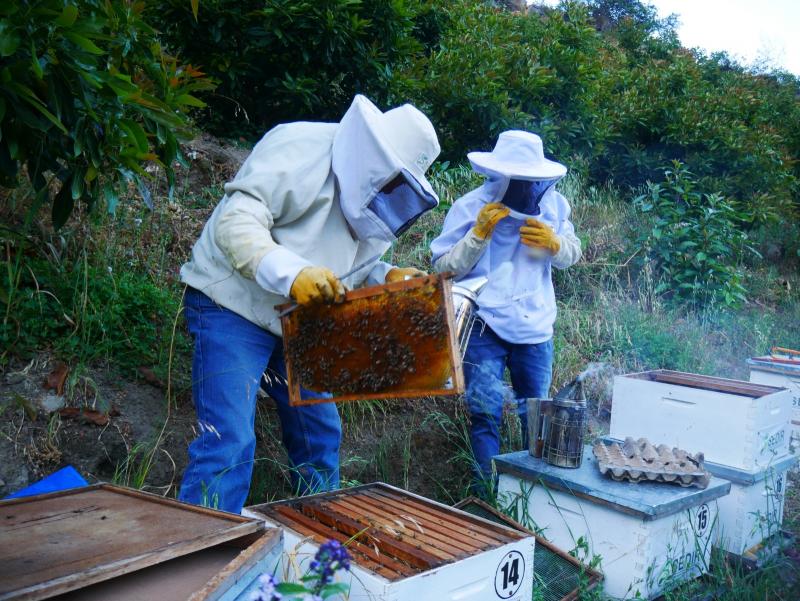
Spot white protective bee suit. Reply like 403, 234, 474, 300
181, 94, 440, 333
177, 95, 440, 512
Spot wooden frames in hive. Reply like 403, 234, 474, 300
279, 274, 464, 406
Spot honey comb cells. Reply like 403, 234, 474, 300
280, 274, 463, 405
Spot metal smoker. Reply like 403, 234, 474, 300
451, 276, 488, 358
528, 376, 588, 468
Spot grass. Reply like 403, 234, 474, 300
2, 152, 800, 599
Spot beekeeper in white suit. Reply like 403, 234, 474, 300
431, 130, 581, 495
179, 95, 440, 512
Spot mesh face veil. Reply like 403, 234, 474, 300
367, 170, 438, 238
500, 177, 561, 215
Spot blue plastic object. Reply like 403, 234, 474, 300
4, 466, 88, 500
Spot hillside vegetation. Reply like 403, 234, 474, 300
1, 1, 799, 598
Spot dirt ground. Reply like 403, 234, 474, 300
0, 354, 473, 503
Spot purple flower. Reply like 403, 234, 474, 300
249, 573, 281, 601
309, 540, 351, 590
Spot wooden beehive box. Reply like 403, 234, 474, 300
279, 274, 464, 406
0, 484, 282, 601
246, 483, 536, 601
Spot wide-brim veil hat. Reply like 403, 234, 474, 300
468, 130, 567, 180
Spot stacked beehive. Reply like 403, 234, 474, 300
609, 369, 797, 558
748, 351, 800, 452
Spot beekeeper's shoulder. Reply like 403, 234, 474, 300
546, 188, 573, 219
243, 121, 338, 172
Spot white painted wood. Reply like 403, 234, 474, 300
498, 473, 717, 600
609, 371, 792, 471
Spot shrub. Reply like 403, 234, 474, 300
392, 0, 799, 221
148, 0, 420, 136
0, 253, 187, 369
0, 0, 213, 228
635, 162, 755, 307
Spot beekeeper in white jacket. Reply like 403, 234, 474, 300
431, 130, 581, 495
179, 95, 440, 512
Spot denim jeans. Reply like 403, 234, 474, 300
463, 322, 553, 495
178, 288, 341, 513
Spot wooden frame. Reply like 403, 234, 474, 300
247, 482, 527, 581
279, 274, 464, 406
0, 484, 263, 601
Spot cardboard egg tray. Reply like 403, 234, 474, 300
593, 437, 711, 489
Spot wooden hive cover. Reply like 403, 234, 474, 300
0, 484, 264, 601
279, 273, 464, 406
247, 482, 527, 582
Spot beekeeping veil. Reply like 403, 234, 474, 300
332, 95, 440, 242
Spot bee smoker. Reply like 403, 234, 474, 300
527, 377, 588, 468
451, 276, 488, 358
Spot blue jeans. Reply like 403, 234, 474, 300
178, 288, 341, 513
463, 323, 553, 495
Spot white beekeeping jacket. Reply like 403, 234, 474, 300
180, 95, 439, 335
431, 177, 581, 345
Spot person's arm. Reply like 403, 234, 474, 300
432, 202, 509, 277
551, 224, 581, 270
213, 192, 309, 296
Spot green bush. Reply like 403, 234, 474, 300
0, 253, 187, 370
148, 0, 420, 136
635, 162, 755, 307
391, 0, 798, 223
0, 0, 213, 228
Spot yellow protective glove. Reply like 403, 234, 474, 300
520, 219, 561, 255
385, 267, 427, 283
472, 202, 510, 240
290, 266, 346, 305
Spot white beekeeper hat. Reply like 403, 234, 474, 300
341, 95, 440, 195
468, 130, 567, 180
380, 103, 440, 186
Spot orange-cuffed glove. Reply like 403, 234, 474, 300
290, 266, 346, 305
520, 219, 560, 255
385, 267, 427, 283
472, 202, 510, 240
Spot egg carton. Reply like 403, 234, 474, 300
593, 437, 711, 489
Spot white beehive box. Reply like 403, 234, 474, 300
245, 483, 536, 601
495, 449, 731, 600
748, 356, 800, 452
707, 454, 797, 556
609, 370, 792, 471
600, 436, 797, 559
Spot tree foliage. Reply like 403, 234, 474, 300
0, 0, 213, 228
149, 0, 420, 135
389, 0, 799, 223
635, 162, 754, 307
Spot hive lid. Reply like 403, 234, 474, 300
622, 369, 783, 398
494, 447, 731, 520
0, 484, 264, 601
748, 356, 800, 376
599, 436, 798, 485
246, 482, 530, 582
